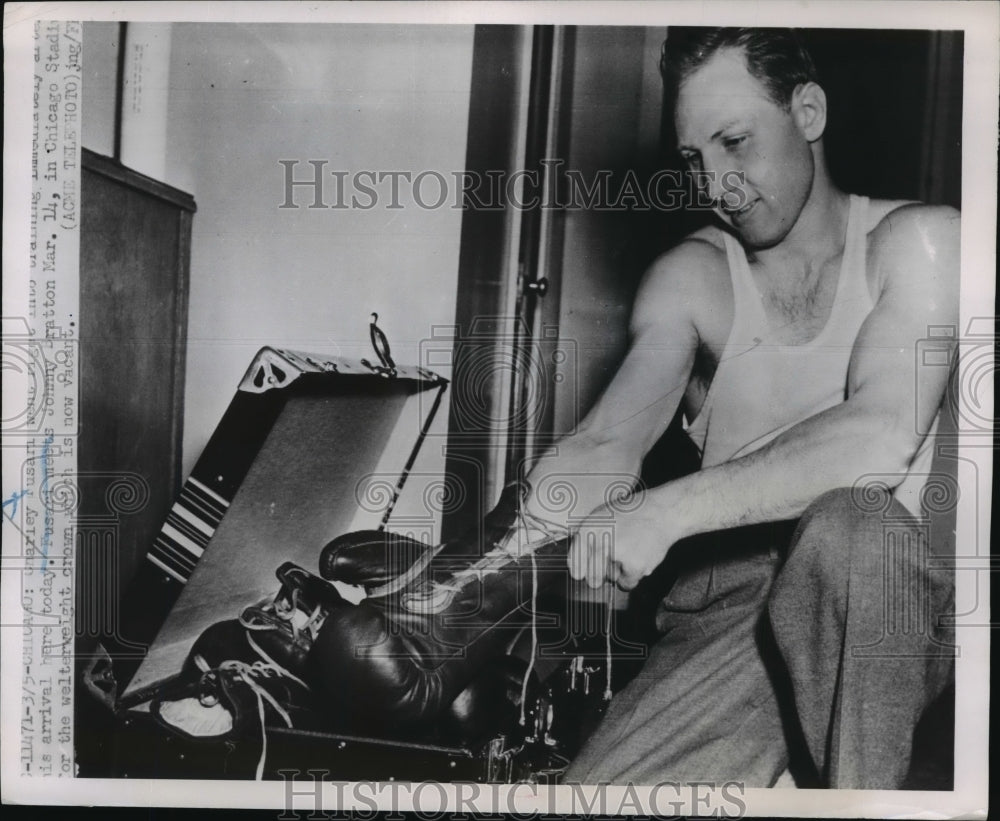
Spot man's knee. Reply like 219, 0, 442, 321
799, 485, 889, 531
795, 485, 900, 557
770, 487, 889, 612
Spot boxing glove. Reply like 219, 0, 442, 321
309, 483, 570, 731
319, 530, 428, 588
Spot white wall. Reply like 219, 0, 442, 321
83, 23, 475, 537
81, 22, 118, 156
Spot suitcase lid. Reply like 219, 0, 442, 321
119, 344, 447, 703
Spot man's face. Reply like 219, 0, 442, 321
674, 47, 816, 249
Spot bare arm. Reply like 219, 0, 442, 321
584, 204, 960, 587
521, 239, 719, 532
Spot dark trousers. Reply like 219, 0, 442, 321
564, 488, 955, 788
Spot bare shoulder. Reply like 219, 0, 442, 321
639, 229, 729, 303
866, 200, 961, 291
632, 229, 731, 335
868, 199, 961, 249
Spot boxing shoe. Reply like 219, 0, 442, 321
151, 653, 316, 779
309, 482, 571, 730
184, 561, 343, 683
151, 563, 342, 778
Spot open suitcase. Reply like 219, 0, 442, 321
78, 343, 620, 783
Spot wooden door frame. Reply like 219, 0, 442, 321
441, 25, 567, 540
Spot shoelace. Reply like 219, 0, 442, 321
506, 506, 624, 720
192, 635, 309, 780
603, 588, 614, 701
511, 508, 569, 726
400, 506, 568, 614
201, 658, 297, 780
240, 587, 326, 645
518, 546, 540, 726
224, 660, 294, 780
243, 633, 310, 690
512, 509, 614, 716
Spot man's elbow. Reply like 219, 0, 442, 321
857, 414, 925, 488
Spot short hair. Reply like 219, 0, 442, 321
660, 27, 819, 110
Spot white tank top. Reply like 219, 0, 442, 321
684, 194, 936, 517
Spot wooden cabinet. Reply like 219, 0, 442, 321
77, 149, 195, 645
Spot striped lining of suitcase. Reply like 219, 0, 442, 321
146, 476, 230, 582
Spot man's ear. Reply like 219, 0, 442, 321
791, 81, 827, 142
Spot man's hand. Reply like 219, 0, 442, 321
567, 491, 680, 590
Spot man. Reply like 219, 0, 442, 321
521, 28, 959, 788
